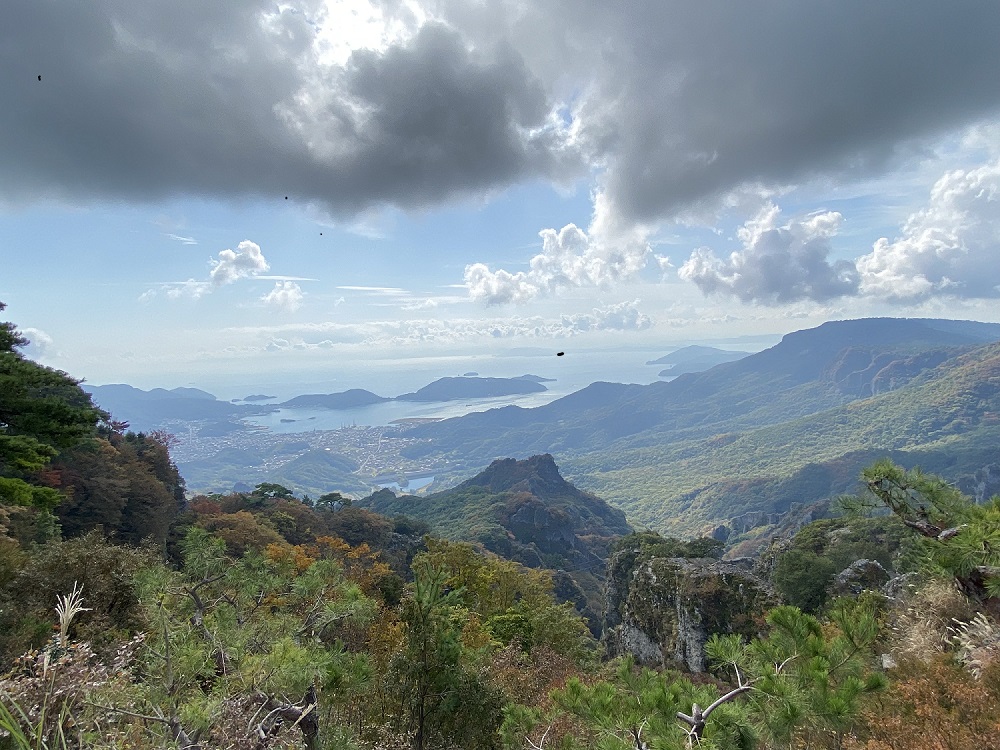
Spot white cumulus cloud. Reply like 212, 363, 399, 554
261, 281, 305, 312
464, 223, 651, 305
210, 240, 270, 286
19, 327, 53, 358
678, 204, 859, 304
857, 159, 1000, 300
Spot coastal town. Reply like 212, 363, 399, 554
168, 419, 448, 497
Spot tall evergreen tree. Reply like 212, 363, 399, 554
0, 302, 105, 510
392, 561, 503, 750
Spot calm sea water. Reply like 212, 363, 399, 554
223, 348, 676, 433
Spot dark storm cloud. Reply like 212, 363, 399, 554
6, 0, 1000, 224
329, 23, 576, 208
430, 0, 1000, 223
576, 0, 1000, 223
0, 1, 577, 212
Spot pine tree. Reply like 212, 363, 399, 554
0, 302, 105, 510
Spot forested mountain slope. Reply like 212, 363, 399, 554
406, 319, 1000, 536
359, 454, 632, 629
360, 454, 630, 567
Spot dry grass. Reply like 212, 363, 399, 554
889, 579, 976, 661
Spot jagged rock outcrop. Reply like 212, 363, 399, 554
359, 454, 632, 633
828, 559, 890, 598
602, 549, 777, 672
961, 463, 1000, 505
883, 572, 920, 600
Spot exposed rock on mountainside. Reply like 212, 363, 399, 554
359, 454, 631, 630
829, 559, 890, 599
962, 463, 1000, 504
826, 346, 955, 397
360, 454, 630, 571
603, 546, 776, 672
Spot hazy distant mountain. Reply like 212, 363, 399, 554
515, 373, 556, 383
84, 383, 250, 430
242, 394, 277, 402
87, 384, 217, 402
278, 389, 389, 409
84, 374, 553, 434
396, 376, 547, 402
646, 344, 749, 375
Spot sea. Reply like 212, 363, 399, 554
200, 347, 685, 434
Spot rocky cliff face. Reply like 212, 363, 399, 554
602, 548, 776, 672
360, 454, 632, 633
961, 463, 1000, 504
431, 453, 630, 561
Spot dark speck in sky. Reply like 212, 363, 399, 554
556, 351, 565, 356
37, 75, 41, 81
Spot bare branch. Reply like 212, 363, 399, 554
526, 722, 553, 750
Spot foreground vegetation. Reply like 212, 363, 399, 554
4, 303, 1000, 748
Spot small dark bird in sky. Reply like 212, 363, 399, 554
320, 232, 323, 235
284, 196, 288, 200
37, 75, 41, 81
556, 351, 565, 356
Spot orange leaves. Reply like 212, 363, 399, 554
263, 534, 391, 595
264, 541, 316, 574
188, 497, 222, 516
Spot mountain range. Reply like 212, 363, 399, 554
84, 317, 1000, 544
403, 318, 1000, 537
646, 344, 750, 376
84, 375, 552, 432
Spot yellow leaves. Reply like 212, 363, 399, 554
309, 535, 391, 595
264, 541, 316, 574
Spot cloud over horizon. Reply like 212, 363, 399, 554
261, 281, 305, 312
230, 299, 654, 351
210, 240, 270, 286
140, 240, 278, 303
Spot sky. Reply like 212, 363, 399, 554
3, 0, 1000, 396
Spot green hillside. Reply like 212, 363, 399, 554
566, 341, 1000, 535
359, 454, 631, 568
359, 454, 633, 627
408, 320, 1000, 538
